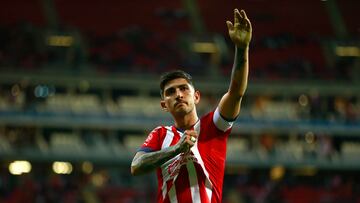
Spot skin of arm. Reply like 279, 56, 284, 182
218, 8, 252, 120
131, 130, 198, 176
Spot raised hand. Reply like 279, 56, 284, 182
226, 9, 252, 48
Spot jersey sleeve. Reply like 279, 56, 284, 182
138, 126, 162, 152
212, 107, 235, 132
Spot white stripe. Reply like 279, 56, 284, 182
161, 127, 175, 200
161, 164, 169, 201
186, 162, 201, 202
161, 154, 182, 199
191, 121, 213, 201
169, 184, 178, 203
213, 107, 233, 132
162, 126, 174, 149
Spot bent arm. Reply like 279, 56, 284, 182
131, 145, 180, 176
218, 9, 252, 120
131, 130, 198, 175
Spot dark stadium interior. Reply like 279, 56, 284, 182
0, 0, 359, 202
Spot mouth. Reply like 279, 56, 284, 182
175, 101, 187, 107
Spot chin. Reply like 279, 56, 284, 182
174, 107, 193, 115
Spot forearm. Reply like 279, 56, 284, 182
229, 46, 249, 97
131, 145, 180, 176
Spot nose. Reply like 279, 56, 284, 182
175, 88, 183, 98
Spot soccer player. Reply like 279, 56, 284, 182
131, 8, 252, 203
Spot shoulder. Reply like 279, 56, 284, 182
200, 108, 234, 132
147, 126, 168, 139
140, 126, 169, 152
149, 126, 164, 134
147, 125, 175, 141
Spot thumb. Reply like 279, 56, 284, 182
226, 21, 234, 31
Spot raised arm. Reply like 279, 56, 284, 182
218, 8, 252, 120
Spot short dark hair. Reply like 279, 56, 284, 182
160, 70, 194, 98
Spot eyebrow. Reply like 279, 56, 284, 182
164, 84, 190, 94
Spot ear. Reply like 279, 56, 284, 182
160, 100, 168, 111
194, 90, 201, 105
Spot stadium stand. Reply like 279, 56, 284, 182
0, 0, 359, 202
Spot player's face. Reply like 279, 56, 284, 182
161, 78, 200, 116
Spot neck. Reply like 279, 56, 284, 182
173, 109, 199, 130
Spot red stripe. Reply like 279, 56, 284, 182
170, 126, 180, 146
157, 169, 164, 203
164, 180, 172, 203
195, 163, 211, 203
175, 166, 192, 202
159, 126, 167, 148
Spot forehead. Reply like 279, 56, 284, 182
164, 78, 192, 90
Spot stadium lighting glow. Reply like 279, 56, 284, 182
298, 94, 309, 107
91, 173, 106, 187
335, 46, 360, 57
52, 161, 73, 174
270, 165, 285, 181
11, 84, 21, 97
9, 160, 32, 175
305, 131, 315, 144
46, 35, 74, 47
192, 42, 218, 53
82, 161, 93, 174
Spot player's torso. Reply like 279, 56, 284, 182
157, 117, 228, 203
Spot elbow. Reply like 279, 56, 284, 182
131, 162, 147, 176
227, 91, 244, 100
229, 84, 247, 99
131, 152, 144, 176
130, 165, 140, 176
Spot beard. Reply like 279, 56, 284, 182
172, 102, 194, 116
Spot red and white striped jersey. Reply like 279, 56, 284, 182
139, 108, 234, 203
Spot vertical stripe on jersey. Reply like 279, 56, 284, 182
192, 121, 213, 201
161, 126, 175, 149
161, 127, 176, 200
175, 165, 192, 202
186, 161, 201, 202
168, 183, 178, 203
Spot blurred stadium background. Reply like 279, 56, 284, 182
0, 0, 359, 202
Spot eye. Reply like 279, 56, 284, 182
165, 88, 175, 96
180, 86, 189, 91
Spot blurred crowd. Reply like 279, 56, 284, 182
0, 81, 358, 122
1, 164, 359, 203
0, 21, 358, 81
1, 0, 360, 202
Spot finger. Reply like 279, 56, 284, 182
236, 10, 247, 29
245, 18, 252, 31
226, 21, 234, 31
234, 8, 239, 24
236, 9, 243, 21
185, 130, 197, 135
188, 130, 198, 137
184, 133, 192, 141
240, 9, 248, 19
238, 10, 248, 26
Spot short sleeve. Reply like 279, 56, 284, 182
139, 127, 162, 152
212, 107, 234, 132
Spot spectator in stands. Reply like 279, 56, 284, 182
131, 8, 252, 202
